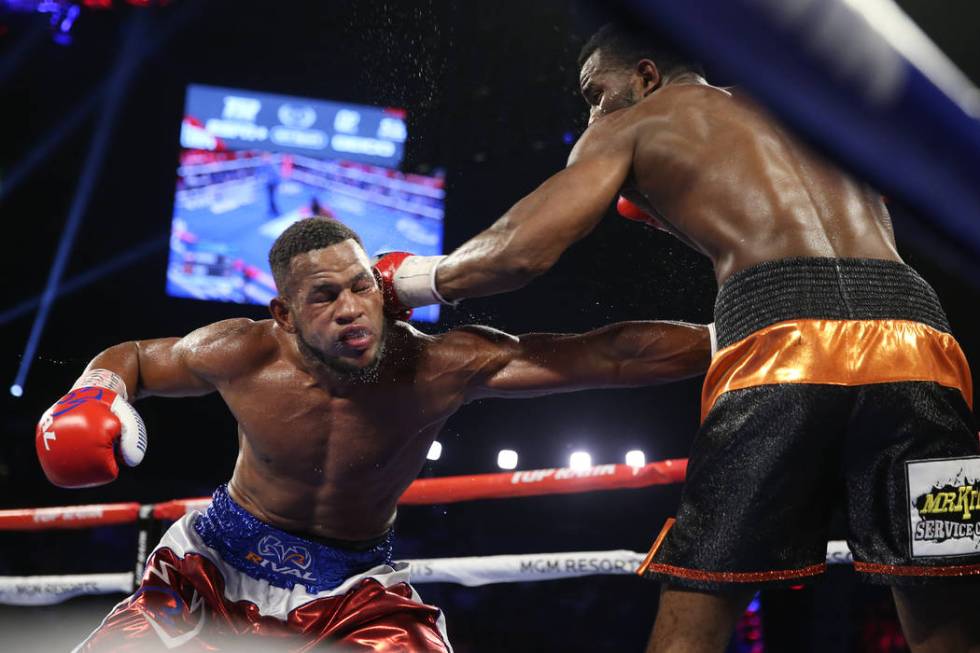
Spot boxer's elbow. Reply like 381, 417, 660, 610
88, 342, 140, 380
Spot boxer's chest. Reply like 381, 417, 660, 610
219, 363, 439, 475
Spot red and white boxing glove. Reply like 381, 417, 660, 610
617, 196, 667, 231
373, 252, 457, 319
35, 369, 147, 489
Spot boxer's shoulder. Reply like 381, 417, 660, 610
416, 325, 519, 378
625, 83, 734, 129
182, 318, 268, 348
385, 324, 544, 402
445, 324, 519, 346
387, 319, 432, 348
177, 318, 275, 380
650, 83, 756, 131
654, 81, 730, 101
425, 324, 518, 353
568, 106, 645, 167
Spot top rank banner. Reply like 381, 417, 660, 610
180, 84, 407, 168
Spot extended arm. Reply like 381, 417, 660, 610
35, 319, 256, 488
376, 114, 638, 309
461, 320, 710, 401
80, 317, 260, 399
435, 131, 633, 300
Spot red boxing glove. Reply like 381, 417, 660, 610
617, 196, 666, 231
35, 385, 147, 488
373, 252, 415, 321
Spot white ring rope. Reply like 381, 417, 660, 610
0, 542, 854, 606
0, 573, 133, 606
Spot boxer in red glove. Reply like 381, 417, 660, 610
36, 370, 147, 488
375, 22, 979, 653
40, 217, 710, 652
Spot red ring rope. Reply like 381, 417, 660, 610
0, 459, 688, 531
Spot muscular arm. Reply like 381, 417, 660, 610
458, 321, 710, 402
80, 318, 258, 400
434, 114, 638, 301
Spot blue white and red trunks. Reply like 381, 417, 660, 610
74, 485, 452, 652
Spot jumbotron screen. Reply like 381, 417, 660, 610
167, 84, 444, 322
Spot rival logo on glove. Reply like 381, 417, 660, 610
51, 387, 106, 417
39, 413, 56, 451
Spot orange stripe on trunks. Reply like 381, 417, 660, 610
701, 319, 973, 421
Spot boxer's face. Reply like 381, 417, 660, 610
579, 49, 659, 126
274, 239, 388, 380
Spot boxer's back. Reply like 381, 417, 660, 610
629, 83, 901, 283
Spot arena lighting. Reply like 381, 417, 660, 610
23, 0, 179, 46
0, 21, 45, 87
50, 2, 80, 45
0, 1, 195, 207
0, 236, 166, 328
568, 451, 592, 471
11, 11, 146, 396
496, 449, 518, 470
0, 1, 172, 13
0, 90, 101, 206
426, 441, 442, 462
625, 450, 646, 468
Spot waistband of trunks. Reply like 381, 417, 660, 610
193, 484, 393, 594
713, 257, 950, 349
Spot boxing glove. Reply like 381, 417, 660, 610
617, 196, 666, 231
36, 370, 147, 488
374, 251, 459, 318
373, 252, 416, 320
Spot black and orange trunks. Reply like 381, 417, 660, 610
638, 257, 979, 590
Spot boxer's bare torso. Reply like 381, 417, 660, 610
195, 318, 511, 542
591, 79, 901, 284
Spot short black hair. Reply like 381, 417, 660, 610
268, 218, 363, 295
578, 22, 702, 78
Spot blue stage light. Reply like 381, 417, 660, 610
11, 10, 146, 395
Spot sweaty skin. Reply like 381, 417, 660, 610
432, 50, 901, 299
82, 240, 709, 543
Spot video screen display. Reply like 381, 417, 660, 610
167, 84, 443, 322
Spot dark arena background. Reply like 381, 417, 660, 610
1, 1, 979, 651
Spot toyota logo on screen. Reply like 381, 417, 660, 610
277, 103, 317, 129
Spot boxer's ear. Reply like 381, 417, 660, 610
269, 297, 297, 334
636, 59, 660, 96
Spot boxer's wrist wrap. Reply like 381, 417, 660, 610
394, 255, 458, 307
71, 369, 129, 401
707, 322, 718, 357
429, 257, 458, 306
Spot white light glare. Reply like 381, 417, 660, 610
625, 450, 646, 468
497, 449, 518, 470
569, 451, 592, 471
426, 441, 442, 461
